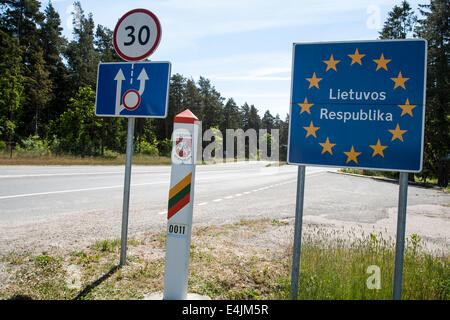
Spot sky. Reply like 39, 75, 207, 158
43, 0, 425, 118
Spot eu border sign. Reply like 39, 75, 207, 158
95, 61, 171, 118
287, 39, 427, 172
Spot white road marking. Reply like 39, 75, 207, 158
0, 181, 165, 200
0, 171, 166, 179
213, 198, 223, 202
197, 202, 208, 206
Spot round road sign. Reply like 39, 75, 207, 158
122, 89, 141, 110
113, 8, 161, 61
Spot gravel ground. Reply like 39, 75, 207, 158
0, 200, 448, 257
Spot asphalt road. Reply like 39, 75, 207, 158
0, 162, 321, 223
0, 162, 449, 254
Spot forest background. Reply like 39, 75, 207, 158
0, 0, 448, 185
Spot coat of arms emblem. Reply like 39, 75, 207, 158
172, 130, 193, 163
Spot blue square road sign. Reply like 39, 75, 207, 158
287, 39, 427, 172
95, 61, 171, 118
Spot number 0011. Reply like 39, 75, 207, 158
167, 223, 187, 236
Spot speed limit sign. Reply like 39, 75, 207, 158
113, 8, 161, 61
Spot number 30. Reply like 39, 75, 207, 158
124, 25, 151, 46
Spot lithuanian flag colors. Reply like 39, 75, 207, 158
168, 173, 192, 219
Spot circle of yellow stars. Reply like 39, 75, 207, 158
297, 47, 417, 165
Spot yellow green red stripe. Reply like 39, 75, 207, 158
169, 173, 192, 198
168, 173, 192, 219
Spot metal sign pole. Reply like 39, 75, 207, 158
120, 117, 135, 266
392, 172, 409, 300
290, 165, 306, 300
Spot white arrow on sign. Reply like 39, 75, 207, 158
137, 68, 149, 95
115, 69, 126, 114
114, 67, 149, 115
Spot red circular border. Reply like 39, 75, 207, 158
113, 8, 161, 61
122, 89, 141, 110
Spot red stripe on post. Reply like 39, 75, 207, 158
167, 193, 191, 219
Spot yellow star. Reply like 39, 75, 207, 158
397, 98, 417, 117
390, 71, 409, 90
297, 98, 314, 114
319, 137, 336, 155
369, 139, 388, 158
388, 123, 407, 142
303, 121, 320, 138
348, 48, 366, 66
305, 72, 322, 89
343, 146, 361, 164
323, 54, 340, 72
373, 53, 391, 71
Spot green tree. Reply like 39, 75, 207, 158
198, 76, 224, 132
50, 86, 103, 155
1, 0, 47, 140
183, 78, 202, 120
261, 110, 275, 130
0, 0, 44, 56
240, 102, 250, 130
248, 105, 261, 132
416, 0, 449, 185
95, 24, 117, 62
165, 73, 186, 137
222, 98, 241, 130
40, 1, 69, 125
64, 1, 98, 91
379, 1, 417, 39
28, 46, 51, 136
0, 29, 23, 154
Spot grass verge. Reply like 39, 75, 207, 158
0, 154, 171, 166
0, 219, 448, 300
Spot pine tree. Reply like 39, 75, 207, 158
40, 1, 68, 125
261, 110, 275, 130
65, 1, 98, 91
95, 24, 117, 62
240, 102, 250, 130
1, 0, 48, 139
379, 0, 417, 39
0, 29, 23, 155
184, 78, 202, 119
198, 76, 224, 131
248, 105, 261, 132
165, 73, 186, 137
28, 46, 51, 136
416, 0, 449, 185
222, 98, 240, 130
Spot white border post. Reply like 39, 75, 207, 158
163, 109, 199, 300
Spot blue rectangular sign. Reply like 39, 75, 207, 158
287, 39, 427, 172
95, 61, 171, 118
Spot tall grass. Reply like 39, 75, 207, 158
290, 229, 449, 300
